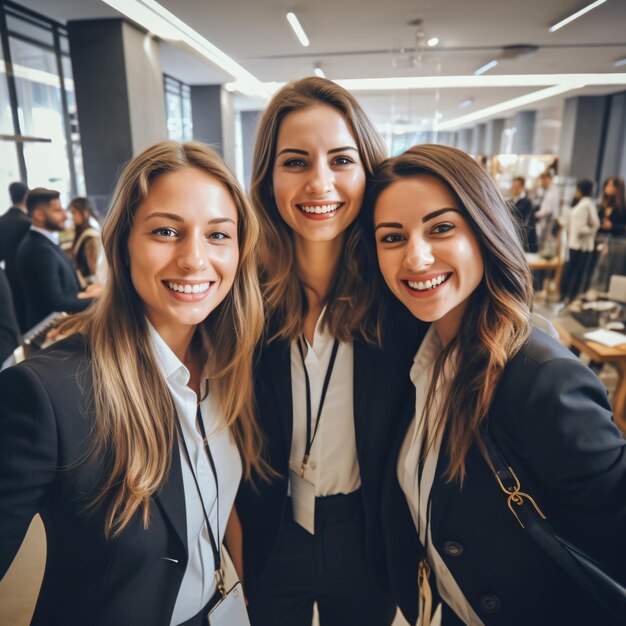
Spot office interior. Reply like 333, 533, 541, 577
0, 0, 625, 624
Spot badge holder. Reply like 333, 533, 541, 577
207, 568, 249, 626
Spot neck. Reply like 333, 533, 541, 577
295, 234, 344, 308
159, 325, 197, 368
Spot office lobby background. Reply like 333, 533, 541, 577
0, 1, 625, 625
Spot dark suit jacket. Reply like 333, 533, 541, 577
513, 196, 537, 252
236, 314, 424, 591
0, 267, 19, 364
382, 328, 626, 626
0, 207, 31, 330
0, 335, 193, 625
16, 230, 91, 329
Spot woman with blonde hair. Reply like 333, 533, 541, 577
366, 144, 626, 625
0, 140, 265, 625
236, 76, 420, 626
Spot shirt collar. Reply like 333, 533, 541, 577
146, 319, 190, 385
30, 225, 59, 245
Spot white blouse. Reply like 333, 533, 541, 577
147, 323, 242, 625
288, 311, 360, 497
397, 326, 484, 626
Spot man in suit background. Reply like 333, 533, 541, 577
0, 182, 30, 331
0, 268, 20, 367
511, 176, 538, 252
16, 187, 100, 329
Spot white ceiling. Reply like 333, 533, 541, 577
21, 0, 626, 130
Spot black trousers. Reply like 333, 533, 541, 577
246, 491, 396, 626
561, 248, 594, 302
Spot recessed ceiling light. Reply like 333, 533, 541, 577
548, 0, 607, 33
614, 57, 626, 68
474, 60, 498, 76
286, 12, 310, 47
459, 97, 474, 109
314, 64, 326, 78
427, 37, 439, 47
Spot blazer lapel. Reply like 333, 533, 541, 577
265, 339, 294, 449
353, 338, 377, 451
154, 438, 187, 551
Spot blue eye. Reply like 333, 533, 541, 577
208, 232, 230, 240
152, 227, 177, 237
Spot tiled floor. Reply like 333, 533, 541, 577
0, 304, 618, 626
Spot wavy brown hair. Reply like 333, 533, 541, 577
365, 144, 533, 482
251, 76, 387, 342
73, 141, 265, 537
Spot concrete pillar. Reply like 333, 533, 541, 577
240, 110, 261, 190
559, 95, 609, 182
599, 91, 626, 183
457, 128, 472, 153
472, 123, 487, 155
511, 110, 536, 154
67, 19, 166, 212
484, 118, 505, 156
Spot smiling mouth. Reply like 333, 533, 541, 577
164, 281, 213, 294
296, 202, 344, 216
404, 273, 451, 292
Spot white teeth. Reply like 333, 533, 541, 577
298, 203, 341, 214
167, 281, 211, 294
407, 274, 449, 291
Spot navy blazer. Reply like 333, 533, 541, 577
16, 230, 91, 329
0, 336, 192, 626
382, 328, 626, 626
237, 319, 423, 590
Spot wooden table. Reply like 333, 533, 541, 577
526, 252, 564, 298
553, 317, 626, 434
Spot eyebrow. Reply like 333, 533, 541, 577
374, 208, 462, 231
276, 146, 359, 158
144, 212, 236, 225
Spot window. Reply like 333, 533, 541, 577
164, 74, 193, 142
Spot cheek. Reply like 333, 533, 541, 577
344, 170, 366, 204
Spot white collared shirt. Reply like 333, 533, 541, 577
398, 326, 484, 626
147, 323, 242, 626
30, 225, 60, 245
288, 311, 360, 497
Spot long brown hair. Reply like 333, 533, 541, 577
600, 176, 626, 211
365, 144, 533, 482
250, 76, 387, 342
76, 141, 265, 537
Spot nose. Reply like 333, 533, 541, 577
305, 161, 334, 196
176, 231, 208, 272
403, 236, 434, 271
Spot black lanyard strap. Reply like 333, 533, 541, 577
174, 404, 223, 588
296, 337, 340, 473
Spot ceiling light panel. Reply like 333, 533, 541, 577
474, 59, 498, 76
286, 12, 310, 47
548, 0, 607, 33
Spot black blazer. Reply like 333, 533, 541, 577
0, 336, 193, 625
382, 328, 626, 626
0, 267, 19, 364
236, 320, 423, 590
16, 230, 91, 329
0, 207, 31, 330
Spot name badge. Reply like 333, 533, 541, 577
289, 468, 315, 534
207, 582, 250, 626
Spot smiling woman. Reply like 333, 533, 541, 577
0, 140, 267, 626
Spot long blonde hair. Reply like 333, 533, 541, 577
365, 145, 533, 482
250, 76, 387, 343
77, 141, 265, 537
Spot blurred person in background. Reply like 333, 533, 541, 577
510, 176, 537, 253
0, 181, 30, 331
0, 267, 20, 366
534, 171, 561, 249
69, 196, 103, 286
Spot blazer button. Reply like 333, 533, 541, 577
479, 594, 501, 613
442, 541, 463, 557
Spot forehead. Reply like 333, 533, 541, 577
375, 174, 459, 218
275, 103, 357, 149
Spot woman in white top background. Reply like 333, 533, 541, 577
365, 144, 626, 626
0, 140, 266, 625
236, 77, 421, 626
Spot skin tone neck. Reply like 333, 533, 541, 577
295, 234, 344, 343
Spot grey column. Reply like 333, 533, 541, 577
67, 19, 166, 212
457, 128, 472, 153
240, 110, 261, 190
472, 123, 487, 155
559, 95, 609, 182
484, 118, 505, 157
599, 91, 626, 183
511, 111, 536, 154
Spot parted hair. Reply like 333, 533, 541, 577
364, 144, 533, 482
250, 76, 387, 343
76, 141, 266, 537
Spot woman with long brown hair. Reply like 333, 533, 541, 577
69, 196, 103, 286
366, 144, 626, 626
0, 140, 265, 625
236, 77, 419, 625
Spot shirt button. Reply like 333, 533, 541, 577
443, 541, 464, 557
479, 594, 501, 613
309, 460, 317, 469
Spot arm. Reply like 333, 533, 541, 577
0, 364, 58, 578
224, 504, 244, 585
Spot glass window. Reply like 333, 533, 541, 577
164, 75, 193, 142
6, 14, 54, 48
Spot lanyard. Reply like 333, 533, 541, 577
296, 336, 340, 475
174, 403, 225, 595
